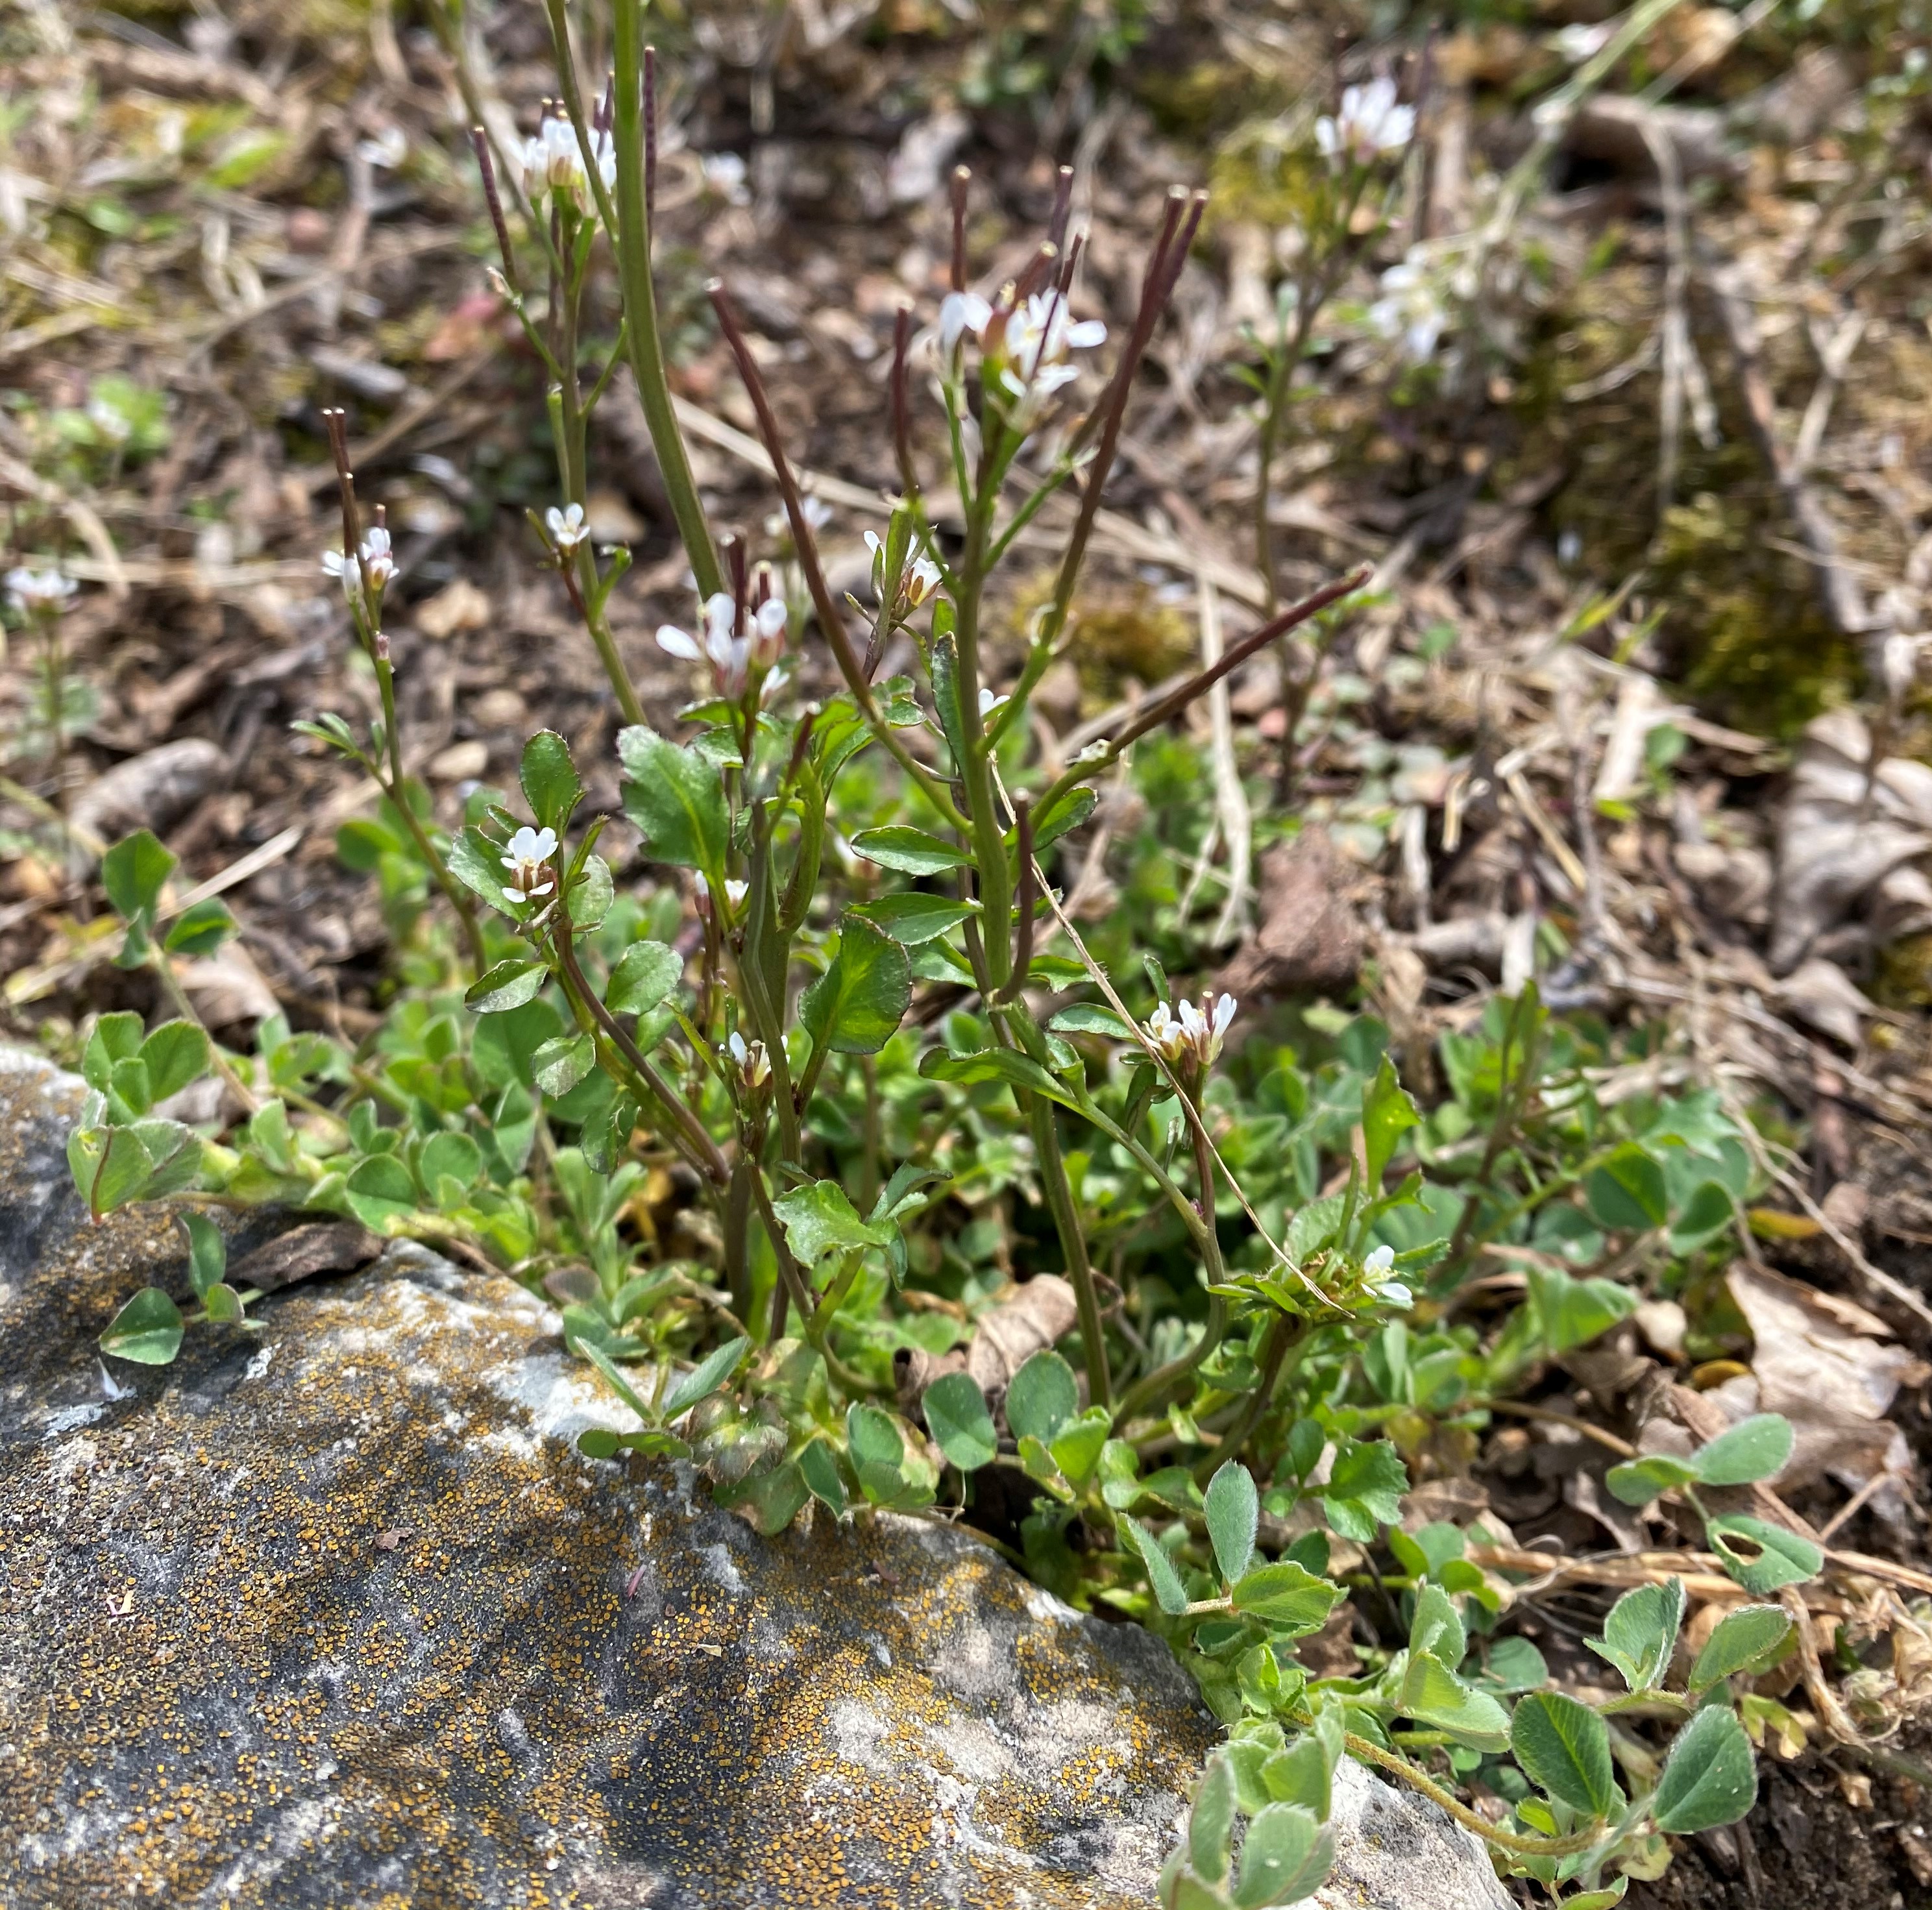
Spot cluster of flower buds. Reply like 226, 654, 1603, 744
322, 525, 397, 600
726, 1028, 772, 1092
517, 108, 615, 216
1360, 1241, 1413, 1310
1143, 992, 1238, 1071
500, 825, 559, 907
5, 567, 77, 619
656, 566, 789, 702
1315, 77, 1415, 170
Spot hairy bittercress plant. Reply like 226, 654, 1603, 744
69, 16, 1805, 1905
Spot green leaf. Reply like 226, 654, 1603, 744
103, 828, 175, 922
1559, 1885, 1629, 1910
1510, 1691, 1620, 1818
1585, 1143, 1669, 1232
1692, 1414, 1794, 1488
82, 1012, 144, 1088
1229, 1561, 1341, 1637
1528, 1266, 1636, 1356
1025, 783, 1098, 855
1046, 1003, 1134, 1038
848, 825, 970, 875
850, 894, 974, 945
346, 1154, 418, 1229
420, 1131, 481, 1190
99, 1286, 184, 1364
662, 1336, 750, 1419
181, 1212, 226, 1299
1652, 1703, 1757, 1834
1233, 1802, 1332, 1909
919, 1046, 1082, 1111
1606, 1454, 1700, 1506
1691, 1605, 1793, 1690
1321, 1438, 1408, 1543
1005, 1349, 1077, 1445
567, 853, 613, 929
520, 730, 583, 831
923, 1371, 998, 1471
605, 940, 684, 1015
1409, 1582, 1465, 1668
572, 1334, 655, 1420
1123, 1517, 1190, 1616
532, 1033, 596, 1099
576, 1426, 691, 1462
1048, 1406, 1110, 1488
800, 914, 912, 1057
1397, 1652, 1511, 1752
446, 826, 517, 914
618, 726, 729, 879
1705, 1515, 1822, 1595
798, 1438, 848, 1515
770, 1179, 890, 1265
1204, 1462, 1258, 1584
66, 1123, 154, 1221
1587, 1578, 1685, 1693
1482, 1636, 1550, 1693
162, 897, 235, 956
1362, 1057, 1419, 1191
466, 959, 548, 1014
139, 1021, 209, 1105
1190, 1750, 1238, 1885
202, 1281, 245, 1323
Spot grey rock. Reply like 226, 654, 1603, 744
0, 1048, 1514, 1910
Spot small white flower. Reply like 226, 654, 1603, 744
726, 1027, 772, 1087
358, 127, 408, 170
546, 502, 589, 553
1363, 1243, 1394, 1275
321, 526, 397, 598
938, 291, 992, 356
657, 589, 786, 698
1144, 991, 1236, 1069
500, 824, 559, 905
1368, 251, 1449, 363
1360, 1240, 1412, 1308
5, 567, 77, 616
1315, 77, 1415, 169
701, 152, 750, 205
986, 290, 1107, 429
518, 112, 614, 214
978, 685, 1009, 722
801, 496, 833, 532
907, 555, 942, 606
86, 393, 133, 445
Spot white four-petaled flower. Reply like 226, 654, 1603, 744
1143, 991, 1236, 1068
321, 526, 397, 597
1360, 1240, 1413, 1309
546, 502, 589, 553
656, 590, 787, 699
1315, 77, 1415, 169
988, 291, 1107, 430
938, 291, 992, 356
5, 567, 77, 617
500, 824, 559, 905
518, 112, 615, 215
1367, 250, 1449, 363
727, 1027, 772, 1086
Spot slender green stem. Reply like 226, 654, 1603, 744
544, 0, 721, 599
1343, 1733, 1602, 1858
1023, 1088, 1110, 1408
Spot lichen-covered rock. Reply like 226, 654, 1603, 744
0, 1048, 1513, 1910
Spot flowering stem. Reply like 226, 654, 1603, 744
1024, 1086, 1110, 1408
544, 0, 722, 602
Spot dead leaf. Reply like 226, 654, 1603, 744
1722, 1264, 1925, 1503
228, 1221, 385, 1294
1770, 711, 1932, 973
413, 579, 490, 641
177, 942, 279, 1029
1215, 827, 1365, 999
1772, 957, 1873, 1048
373, 1526, 415, 1552
70, 738, 225, 858
967, 1275, 1080, 1398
